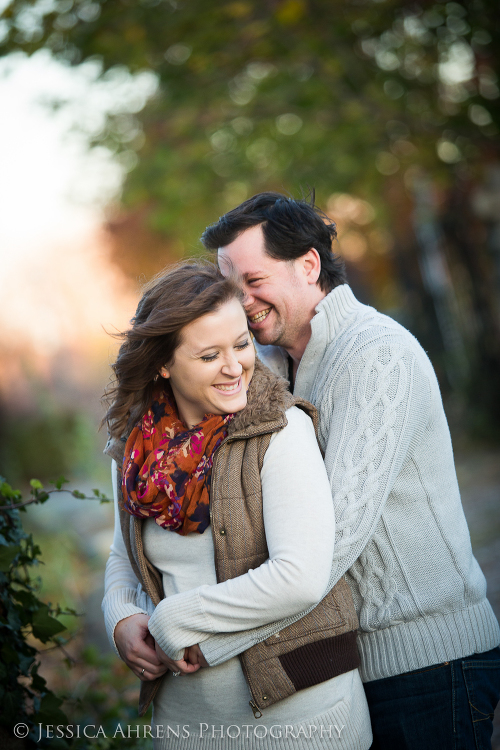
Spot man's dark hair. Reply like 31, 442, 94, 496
201, 191, 347, 293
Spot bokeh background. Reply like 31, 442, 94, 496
0, 0, 499, 744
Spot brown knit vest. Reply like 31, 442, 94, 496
105, 359, 359, 717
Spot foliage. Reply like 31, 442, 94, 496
0, 476, 114, 749
0, 0, 498, 243
0, 409, 95, 488
1, 0, 499, 427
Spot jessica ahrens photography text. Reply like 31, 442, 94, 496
34, 723, 346, 741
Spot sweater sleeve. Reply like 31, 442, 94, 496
147, 407, 335, 661
101, 460, 150, 654
194, 339, 432, 666
322, 342, 431, 584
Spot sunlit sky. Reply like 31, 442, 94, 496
0, 51, 157, 362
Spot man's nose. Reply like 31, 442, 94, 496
242, 288, 255, 310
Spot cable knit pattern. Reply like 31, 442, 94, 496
199, 285, 499, 681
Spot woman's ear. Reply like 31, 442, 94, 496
159, 366, 170, 378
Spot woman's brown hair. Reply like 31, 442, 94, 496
103, 261, 244, 438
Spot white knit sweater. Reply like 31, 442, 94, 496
198, 285, 500, 682
102, 407, 372, 749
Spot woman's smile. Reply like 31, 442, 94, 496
160, 298, 255, 427
212, 377, 242, 393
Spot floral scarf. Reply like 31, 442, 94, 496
122, 388, 234, 535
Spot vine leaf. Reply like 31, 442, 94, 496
33, 691, 69, 728
31, 605, 67, 643
0, 544, 20, 572
52, 476, 70, 490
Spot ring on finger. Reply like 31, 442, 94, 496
172, 671, 181, 677
141, 668, 145, 676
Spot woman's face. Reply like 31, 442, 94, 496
160, 297, 255, 428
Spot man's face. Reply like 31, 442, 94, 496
218, 224, 310, 349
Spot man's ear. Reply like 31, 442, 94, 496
301, 248, 321, 285
159, 366, 170, 378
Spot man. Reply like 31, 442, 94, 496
200, 192, 500, 749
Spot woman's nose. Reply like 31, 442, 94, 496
221, 353, 243, 377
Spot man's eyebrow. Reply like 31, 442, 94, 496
242, 271, 266, 280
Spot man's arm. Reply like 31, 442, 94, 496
198, 342, 431, 666
323, 343, 431, 584
148, 407, 335, 661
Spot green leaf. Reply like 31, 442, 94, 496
1, 642, 20, 665
34, 691, 68, 727
53, 605, 78, 617
31, 605, 66, 643
71, 490, 86, 499
0, 481, 21, 501
11, 589, 39, 609
2, 690, 20, 726
0, 544, 21, 571
31, 667, 47, 692
52, 475, 70, 490
30, 479, 43, 490
93, 488, 112, 503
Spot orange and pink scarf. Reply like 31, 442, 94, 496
122, 388, 233, 535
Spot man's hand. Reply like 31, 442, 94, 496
154, 641, 201, 675
185, 644, 209, 668
114, 613, 169, 681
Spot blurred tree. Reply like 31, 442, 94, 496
1, 0, 499, 429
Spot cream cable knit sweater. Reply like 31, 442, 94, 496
103, 408, 337, 655
102, 407, 372, 749
197, 285, 499, 682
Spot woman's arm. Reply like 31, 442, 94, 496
148, 407, 335, 660
102, 461, 151, 647
103, 462, 192, 678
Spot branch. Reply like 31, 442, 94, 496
1, 488, 111, 511
39, 635, 81, 663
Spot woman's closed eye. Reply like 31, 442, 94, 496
200, 352, 218, 362
200, 340, 249, 362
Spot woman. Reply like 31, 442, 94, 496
102, 263, 371, 749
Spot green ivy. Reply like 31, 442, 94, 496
0, 477, 112, 748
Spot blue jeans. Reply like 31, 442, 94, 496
364, 647, 500, 750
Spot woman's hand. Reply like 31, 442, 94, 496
114, 613, 168, 681
154, 641, 202, 675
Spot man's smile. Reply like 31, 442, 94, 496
248, 308, 272, 324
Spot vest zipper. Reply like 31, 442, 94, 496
249, 700, 263, 719
210, 430, 273, 718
